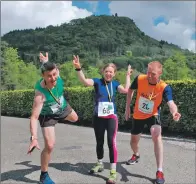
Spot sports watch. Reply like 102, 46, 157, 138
30, 136, 37, 141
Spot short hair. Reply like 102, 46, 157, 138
102, 63, 117, 73
148, 61, 162, 72
41, 62, 57, 74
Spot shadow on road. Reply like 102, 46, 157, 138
1, 161, 39, 183
117, 162, 155, 183
1, 161, 154, 183
50, 161, 155, 183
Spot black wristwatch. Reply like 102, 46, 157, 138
30, 136, 37, 141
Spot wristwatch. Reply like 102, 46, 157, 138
30, 136, 37, 141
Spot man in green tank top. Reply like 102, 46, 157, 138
27, 52, 78, 184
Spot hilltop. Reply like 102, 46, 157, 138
2, 15, 191, 64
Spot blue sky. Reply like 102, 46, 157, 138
72, 1, 111, 15
153, 16, 169, 26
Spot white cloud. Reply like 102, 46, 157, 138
109, 1, 196, 52
1, 1, 92, 35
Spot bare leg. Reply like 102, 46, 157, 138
150, 125, 163, 170
41, 127, 55, 172
64, 109, 78, 122
131, 134, 141, 155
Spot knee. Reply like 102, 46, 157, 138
151, 125, 162, 142
152, 134, 162, 143
67, 113, 78, 122
45, 141, 55, 153
72, 114, 78, 122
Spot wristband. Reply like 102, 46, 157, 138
75, 68, 81, 71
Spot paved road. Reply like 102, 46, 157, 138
1, 116, 195, 184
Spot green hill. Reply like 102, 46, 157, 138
2, 15, 191, 65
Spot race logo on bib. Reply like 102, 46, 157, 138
98, 102, 114, 117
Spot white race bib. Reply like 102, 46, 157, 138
50, 96, 64, 113
138, 96, 154, 114
98, 102, 114, 117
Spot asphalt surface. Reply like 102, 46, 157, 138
1, 116, 195, 184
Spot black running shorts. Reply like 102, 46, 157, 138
131, 115, 161, 135
38, 103, 73, 127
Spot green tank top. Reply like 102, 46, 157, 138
35, 76, 67, 115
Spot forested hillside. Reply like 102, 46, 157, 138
2, 15, 192, 63
1, 15, 195, 90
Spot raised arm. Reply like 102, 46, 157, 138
124, 75, 138, 121
118, 65, 133, 94
73, 55, 94, 87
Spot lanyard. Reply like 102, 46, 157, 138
104, 80, 113, 102
148, 88, 155, 101
45, 81, 60, 105
148, 88, 160, 100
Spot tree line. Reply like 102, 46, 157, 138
1, 40, 195, 91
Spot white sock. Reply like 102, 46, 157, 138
158, 168, 163, 172
98, 159, 103, 164
110, 163, 116, 170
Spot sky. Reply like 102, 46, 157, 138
1, 1, 195, 52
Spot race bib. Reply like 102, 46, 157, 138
138, 96, 154, 114
50, 96, 64, 114
98, 102, 114, 117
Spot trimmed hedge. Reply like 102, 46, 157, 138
1, 80, 196, 133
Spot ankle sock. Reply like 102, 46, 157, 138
110, 163, 116, 170
158, 168, 163, 172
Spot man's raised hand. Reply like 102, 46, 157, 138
73, 55, 81, 69
39, 52, 48, 63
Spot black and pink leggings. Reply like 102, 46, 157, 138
93, 114, 118, 163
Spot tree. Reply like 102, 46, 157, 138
162, 52, 190, 80
126, 51, 132, 57
1, 46, 40, 90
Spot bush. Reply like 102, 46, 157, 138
1, 80, 196, 133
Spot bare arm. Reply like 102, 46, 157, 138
118, 74, 131, 94
118, 65, 132, 94
73, 55, 94, 87
167, 100, 178, 115
167, 100, 181, 121
125, 88, 135, 120
30, 91, 44, 138
76, 70, 94, 87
